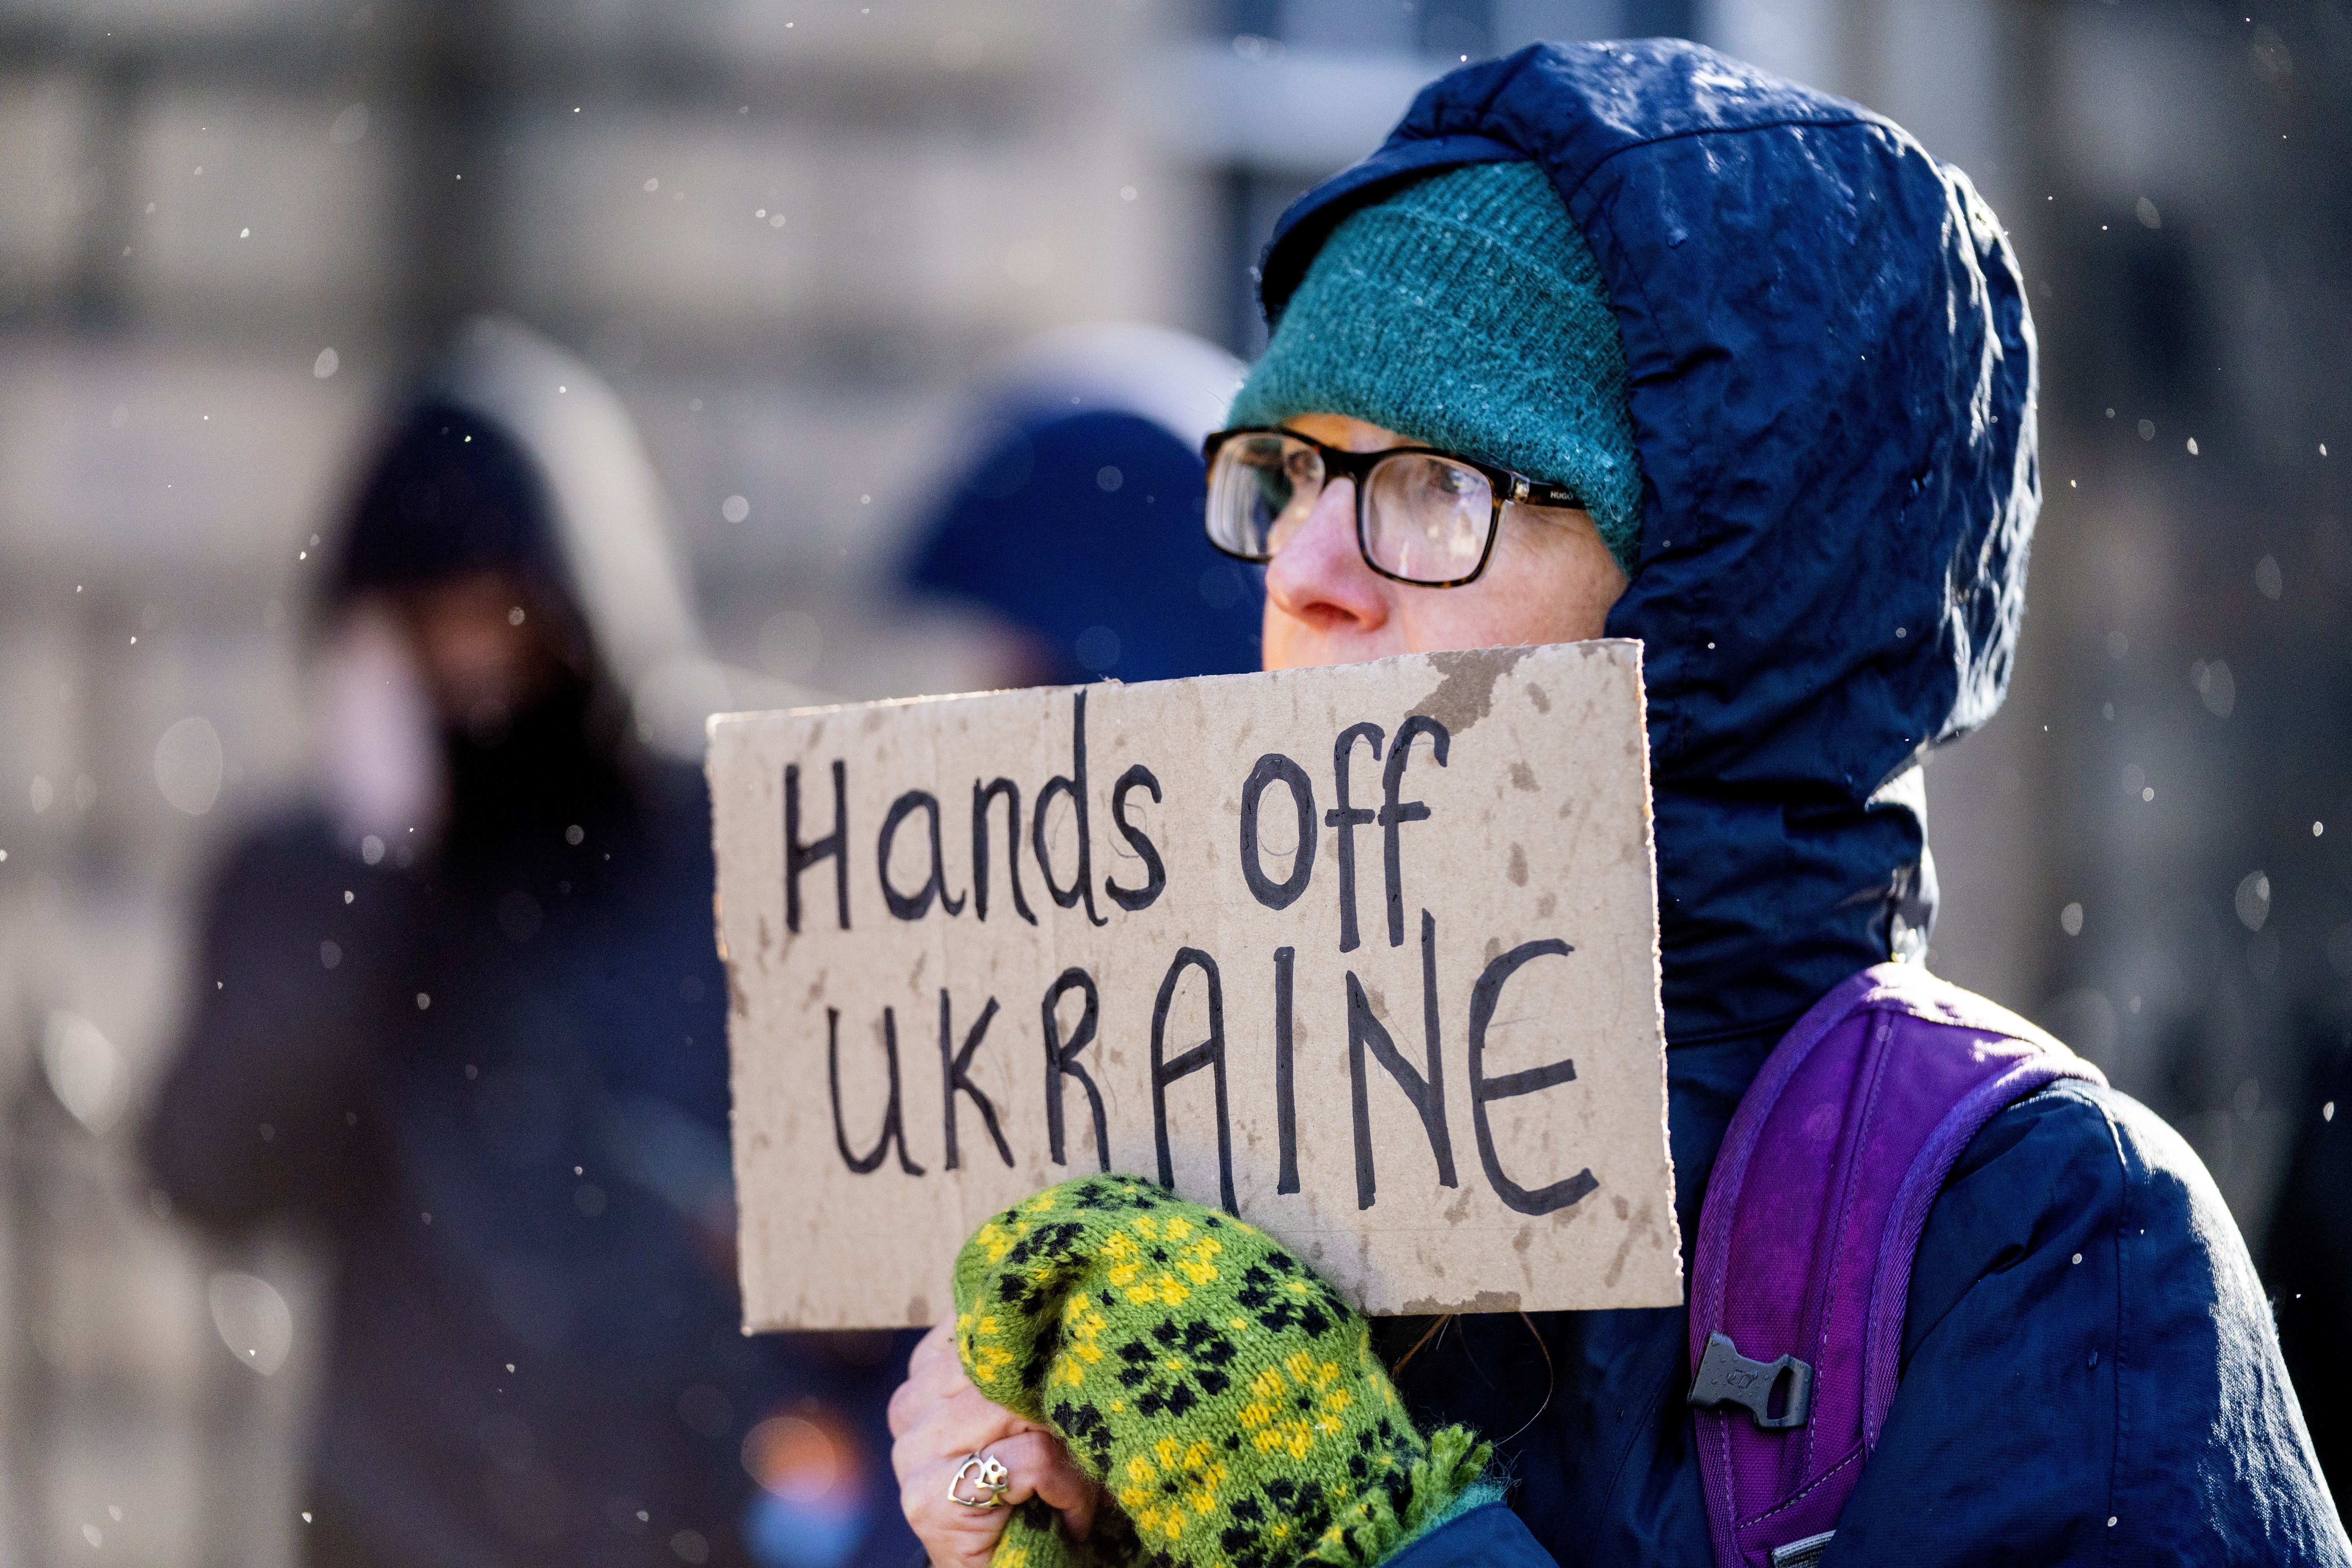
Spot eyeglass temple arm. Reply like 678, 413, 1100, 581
1510, 475, 1584, 508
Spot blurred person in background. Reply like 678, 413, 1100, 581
144, 319, 913, 1568
901, 322, 1261, 689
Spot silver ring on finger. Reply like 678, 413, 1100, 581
948, 1451, 1011, 1509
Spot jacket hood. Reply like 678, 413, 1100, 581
354, 317, 810, 760
905, 322, 1262, 684
1259, 40, 2038, 1043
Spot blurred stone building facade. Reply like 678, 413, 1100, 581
4, 6, 1205, 1563
0, 0, 2345, 1561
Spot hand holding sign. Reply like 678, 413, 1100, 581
710, 642, 1679, 1330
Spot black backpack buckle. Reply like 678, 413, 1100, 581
1688, 1330, 1813, 1430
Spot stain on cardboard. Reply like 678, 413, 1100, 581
1413, 646, 1536, 737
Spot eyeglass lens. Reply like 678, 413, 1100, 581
1207, 432, 1496, 585
1206, 432, 1319, 558
1364, 450, 1492, 583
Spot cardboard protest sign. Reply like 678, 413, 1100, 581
710, 641, 1678, 1330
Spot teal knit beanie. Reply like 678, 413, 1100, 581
1229, 160, 1643, 572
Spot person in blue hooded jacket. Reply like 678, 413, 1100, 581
885, 41, 2349, 1568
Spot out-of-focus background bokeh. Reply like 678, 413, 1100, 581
0, 0, 2345, 1559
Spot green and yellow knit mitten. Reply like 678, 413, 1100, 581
953, 1176, 1488, 1568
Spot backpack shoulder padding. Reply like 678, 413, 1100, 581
1686, 962, 2105, 1568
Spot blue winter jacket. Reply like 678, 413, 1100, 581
1245, 42, 2349, 1565
147, 751, 918, 1568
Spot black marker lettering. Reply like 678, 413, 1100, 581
1239, 753, 1316, 910
1273, 946, 1299, 1194
1466, 938, 1596, 1216
937, 991, 1012, 1171
1033, 691, 1108, 927
827, 1006, 922, 1174
1345, 910, 1457, 1209
1041, 968, 1110, 1171
1149, 947, 1236, 1214
971, 779, 1038, 926
877, 790, 965, 921
1379, 716, 1449, 947
785, 759, 850, 932
1325, 722, 1384, 953
1104, 764, 1167, 913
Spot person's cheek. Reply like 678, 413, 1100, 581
1505, 516, 1612, 645
1404, 564, 1517, 654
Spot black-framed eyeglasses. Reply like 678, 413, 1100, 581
1201, 426, 1583, 588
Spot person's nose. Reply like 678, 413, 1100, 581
1263, 478, 1390, 635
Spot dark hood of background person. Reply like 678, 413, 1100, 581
1267, 44, 2339, 1568
337, 400, 566, 604
332, 400, 639, 867
904, 325, 1261, 687
146, 347, 914, 1568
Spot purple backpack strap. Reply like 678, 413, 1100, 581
1685, 962, 2106, 1568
